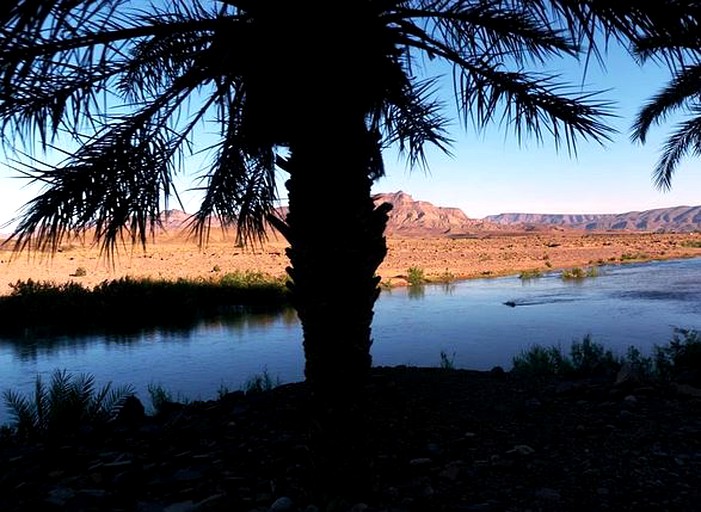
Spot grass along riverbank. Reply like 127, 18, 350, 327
0, 271, 289, 338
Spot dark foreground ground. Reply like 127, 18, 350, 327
1, 366, 700, 512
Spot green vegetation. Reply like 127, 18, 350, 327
433, 270, 457, 284
407, 266, 426, 286
243, 368, 281, 394
3, 369, 134, 439
519, 269, 543, 280
681, 240, 701, 248
561, 266, 599, 280
620, 252, 649, 261
439, 350, 456, 370
0, 272, 289, 337
512, 329, 701, 382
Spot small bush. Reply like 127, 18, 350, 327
681, 240, 701, 248
71, 267, 87, 277
512, 330, 701, 384
653, 328, 701, 384
561, 266, 598, 280
620, 252, 648, 261
406, 266, 426, 286
147, 383, 175, 415
519, 269, 543, 280
242, 368, 280, 394
439, 350, 456, 370
569, 335, 618, 377
512, 344, 573, 378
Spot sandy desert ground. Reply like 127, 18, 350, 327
0, 229, 699, 295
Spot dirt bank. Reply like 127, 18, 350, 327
0, 231, 699, 294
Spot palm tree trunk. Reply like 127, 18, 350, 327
278, 116, 391, 497
284, 123, 390, 401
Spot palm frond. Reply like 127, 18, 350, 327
189, 142, 277, 247
631, 64, 701, 144
650, 110, 701, 190
378, 76, 454, 168
459, 60, 614, 153
396, 1, 578, 65
3, 389, 37, 435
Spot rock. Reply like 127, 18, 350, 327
269, 496, 294, 512
507, 445, 535, 456
164, 501, 196, 512
46, 487, 76, 506
409, 457, 433, 466
675, 383, 701, 398
535, 488, 561, 501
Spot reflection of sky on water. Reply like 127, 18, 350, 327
0, 258, 699, 425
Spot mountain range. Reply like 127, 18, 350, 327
374, 191, 701, 235
156, 191, 700, 237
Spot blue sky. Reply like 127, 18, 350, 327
373, 45, 700, 218
0, 36, 698, 228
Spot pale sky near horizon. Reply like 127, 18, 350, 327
0, 26, 698, 229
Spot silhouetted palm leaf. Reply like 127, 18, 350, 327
3, 369, 135, 438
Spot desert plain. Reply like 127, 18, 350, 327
0, 228, 699, 295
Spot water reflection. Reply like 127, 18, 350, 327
1, 306, 299, 361
407, 285, 425, 299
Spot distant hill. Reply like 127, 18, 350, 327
372, 191, 490, 236
156, 194, 700, 238
485, 205, 701, 232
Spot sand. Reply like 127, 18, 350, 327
0, 230, 699, 295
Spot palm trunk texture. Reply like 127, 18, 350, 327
276, 117, 392, 497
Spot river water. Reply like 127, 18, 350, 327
0, 257, 699, 424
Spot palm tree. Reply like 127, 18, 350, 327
0, 1, 686, 409
4, 0, 695, 499
631, 16, 701, 190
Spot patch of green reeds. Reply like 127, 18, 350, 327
0, 271, 290, 337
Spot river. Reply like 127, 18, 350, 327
0, 257, 699, 424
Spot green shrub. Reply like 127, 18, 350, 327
406, 266, 426, 286
620, 252, 648, 261
3, 369, 134, 439
512, 344, 573, 378
653, 328, 701, 383
519, 269, 543, 280
242, 368, 280, 394
569, 335, 618, 377
681, 240, 701, 248
147, 383, 175, 415
512, 330, 701, 383
439, 350, 456, 370
561, 266, 598, 280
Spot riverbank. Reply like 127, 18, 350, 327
1, 231, 699, 294
1, 365, 700, 511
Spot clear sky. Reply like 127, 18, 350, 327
373, 45, 700, 219
0, 34, 698, 229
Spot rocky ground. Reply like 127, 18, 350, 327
1, 366, 700, 512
